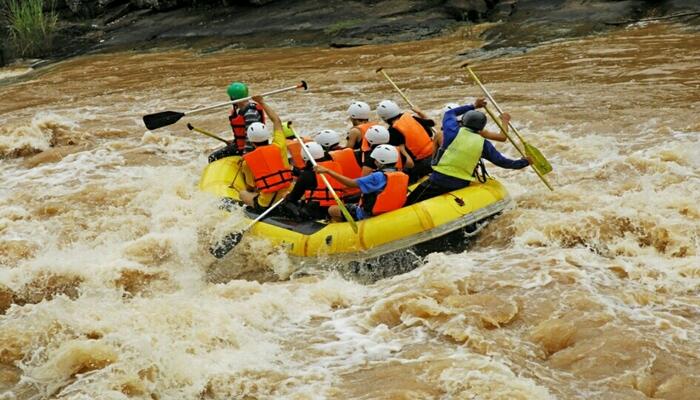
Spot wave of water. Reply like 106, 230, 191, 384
1, 23, 699, 399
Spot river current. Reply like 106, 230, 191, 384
1, 23, 699, 399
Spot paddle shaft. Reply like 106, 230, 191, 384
243, 197, 286, 231
465, 67, 530, 144
377, 69, 417, 109
186, 83, 306, 116
484, 106, 554, 191
377, 68, 440, 143
187, 123, 229, 144
292, 134, 359, 233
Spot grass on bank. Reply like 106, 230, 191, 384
1, 0, 57, 58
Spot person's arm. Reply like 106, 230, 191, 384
242, 163, 256, 190
411, 106, 430, 120
346, 127, 361, 149
442, 104, 474, 145
315, 165, 359, 188
482, 140, 529, 169
433, 131, 443, 156
480, 129, 507, 142
480, 112, 509, 142
253, 95, 281, 133
398, 145, 414, 168
254, 95, 289, 166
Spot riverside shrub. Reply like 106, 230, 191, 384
2, 0, 57, 58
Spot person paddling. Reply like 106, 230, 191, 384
434, 98, 506, 164
314, 129, 364, 199
239, 96, 293, 211
208, 82, 266, 163
376, 100, 435, 182
346, 101, 377, 150
316, 144, 409, 222
407, 109, 530, 205
284, 142, 345, 220
360, 125, 403, 176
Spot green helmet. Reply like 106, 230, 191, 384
227, 82, 248, 100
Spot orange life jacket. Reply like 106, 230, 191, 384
229, 103, 265, 152
329, 148, 362, 197
286, 137, 312, 170
304, 160, 345, 207
356, 122, 379, 152
361, 171, 409, 216
391, 113, 433, 161
242, 144, 293, 193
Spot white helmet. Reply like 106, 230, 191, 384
365, 125, 390, 145
347, 101, 371, 120
302, 142, 325, 162
376, 100, 401, 121
314, 129, 341, 149
370, 144, 399, 165
247, 122, 270, 143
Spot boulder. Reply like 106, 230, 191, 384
130, 0, 183, 10
444, 0, 489, 22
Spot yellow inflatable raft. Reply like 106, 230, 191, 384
200, 156, 512, 262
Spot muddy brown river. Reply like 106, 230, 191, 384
1, 22, 699, 399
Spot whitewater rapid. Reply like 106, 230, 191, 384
1, 22, 699, 399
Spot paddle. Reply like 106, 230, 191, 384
209, 197, 286, 258
143, 81, 308, 130
376, 66, 440, 149
186, 123, 229, 144
482, 105, 554, 191
292, 132, 359, 233
376, 67, 418, 109
462, 65, 553, 176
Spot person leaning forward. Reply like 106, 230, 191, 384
239, 96, 293, 211
284, 142, 345, 220
407, 109, 530, 205
315, 144, 409, 222
376, 100, 436, 182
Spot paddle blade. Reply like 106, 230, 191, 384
524, 142, 552, 175
338, 204, 359, 233
143, 111, 185, 130
209, 231, 244, 259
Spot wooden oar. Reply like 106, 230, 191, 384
143, 81, 308, 130
292, 132, 359, 233
376, 67, 417, 109
462, 65, 553, 176
186, 123, 229, 144
209, 197, 286, 258
483, 105, 554, 191
376, 67, 439, 152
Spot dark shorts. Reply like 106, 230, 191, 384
405, 156, 433, 184
342, 204, 367, 221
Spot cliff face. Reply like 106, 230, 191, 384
3, 0, 700, 64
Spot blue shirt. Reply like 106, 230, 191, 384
442, 104, 475, 149
356, 171, 387, 194
352, 171, 389, 220
432, 108, 530, 189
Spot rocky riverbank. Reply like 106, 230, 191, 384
2, 0, 700, 66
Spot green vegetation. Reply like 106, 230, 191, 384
2, 0, 57, 58
324, 19, 365, 35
